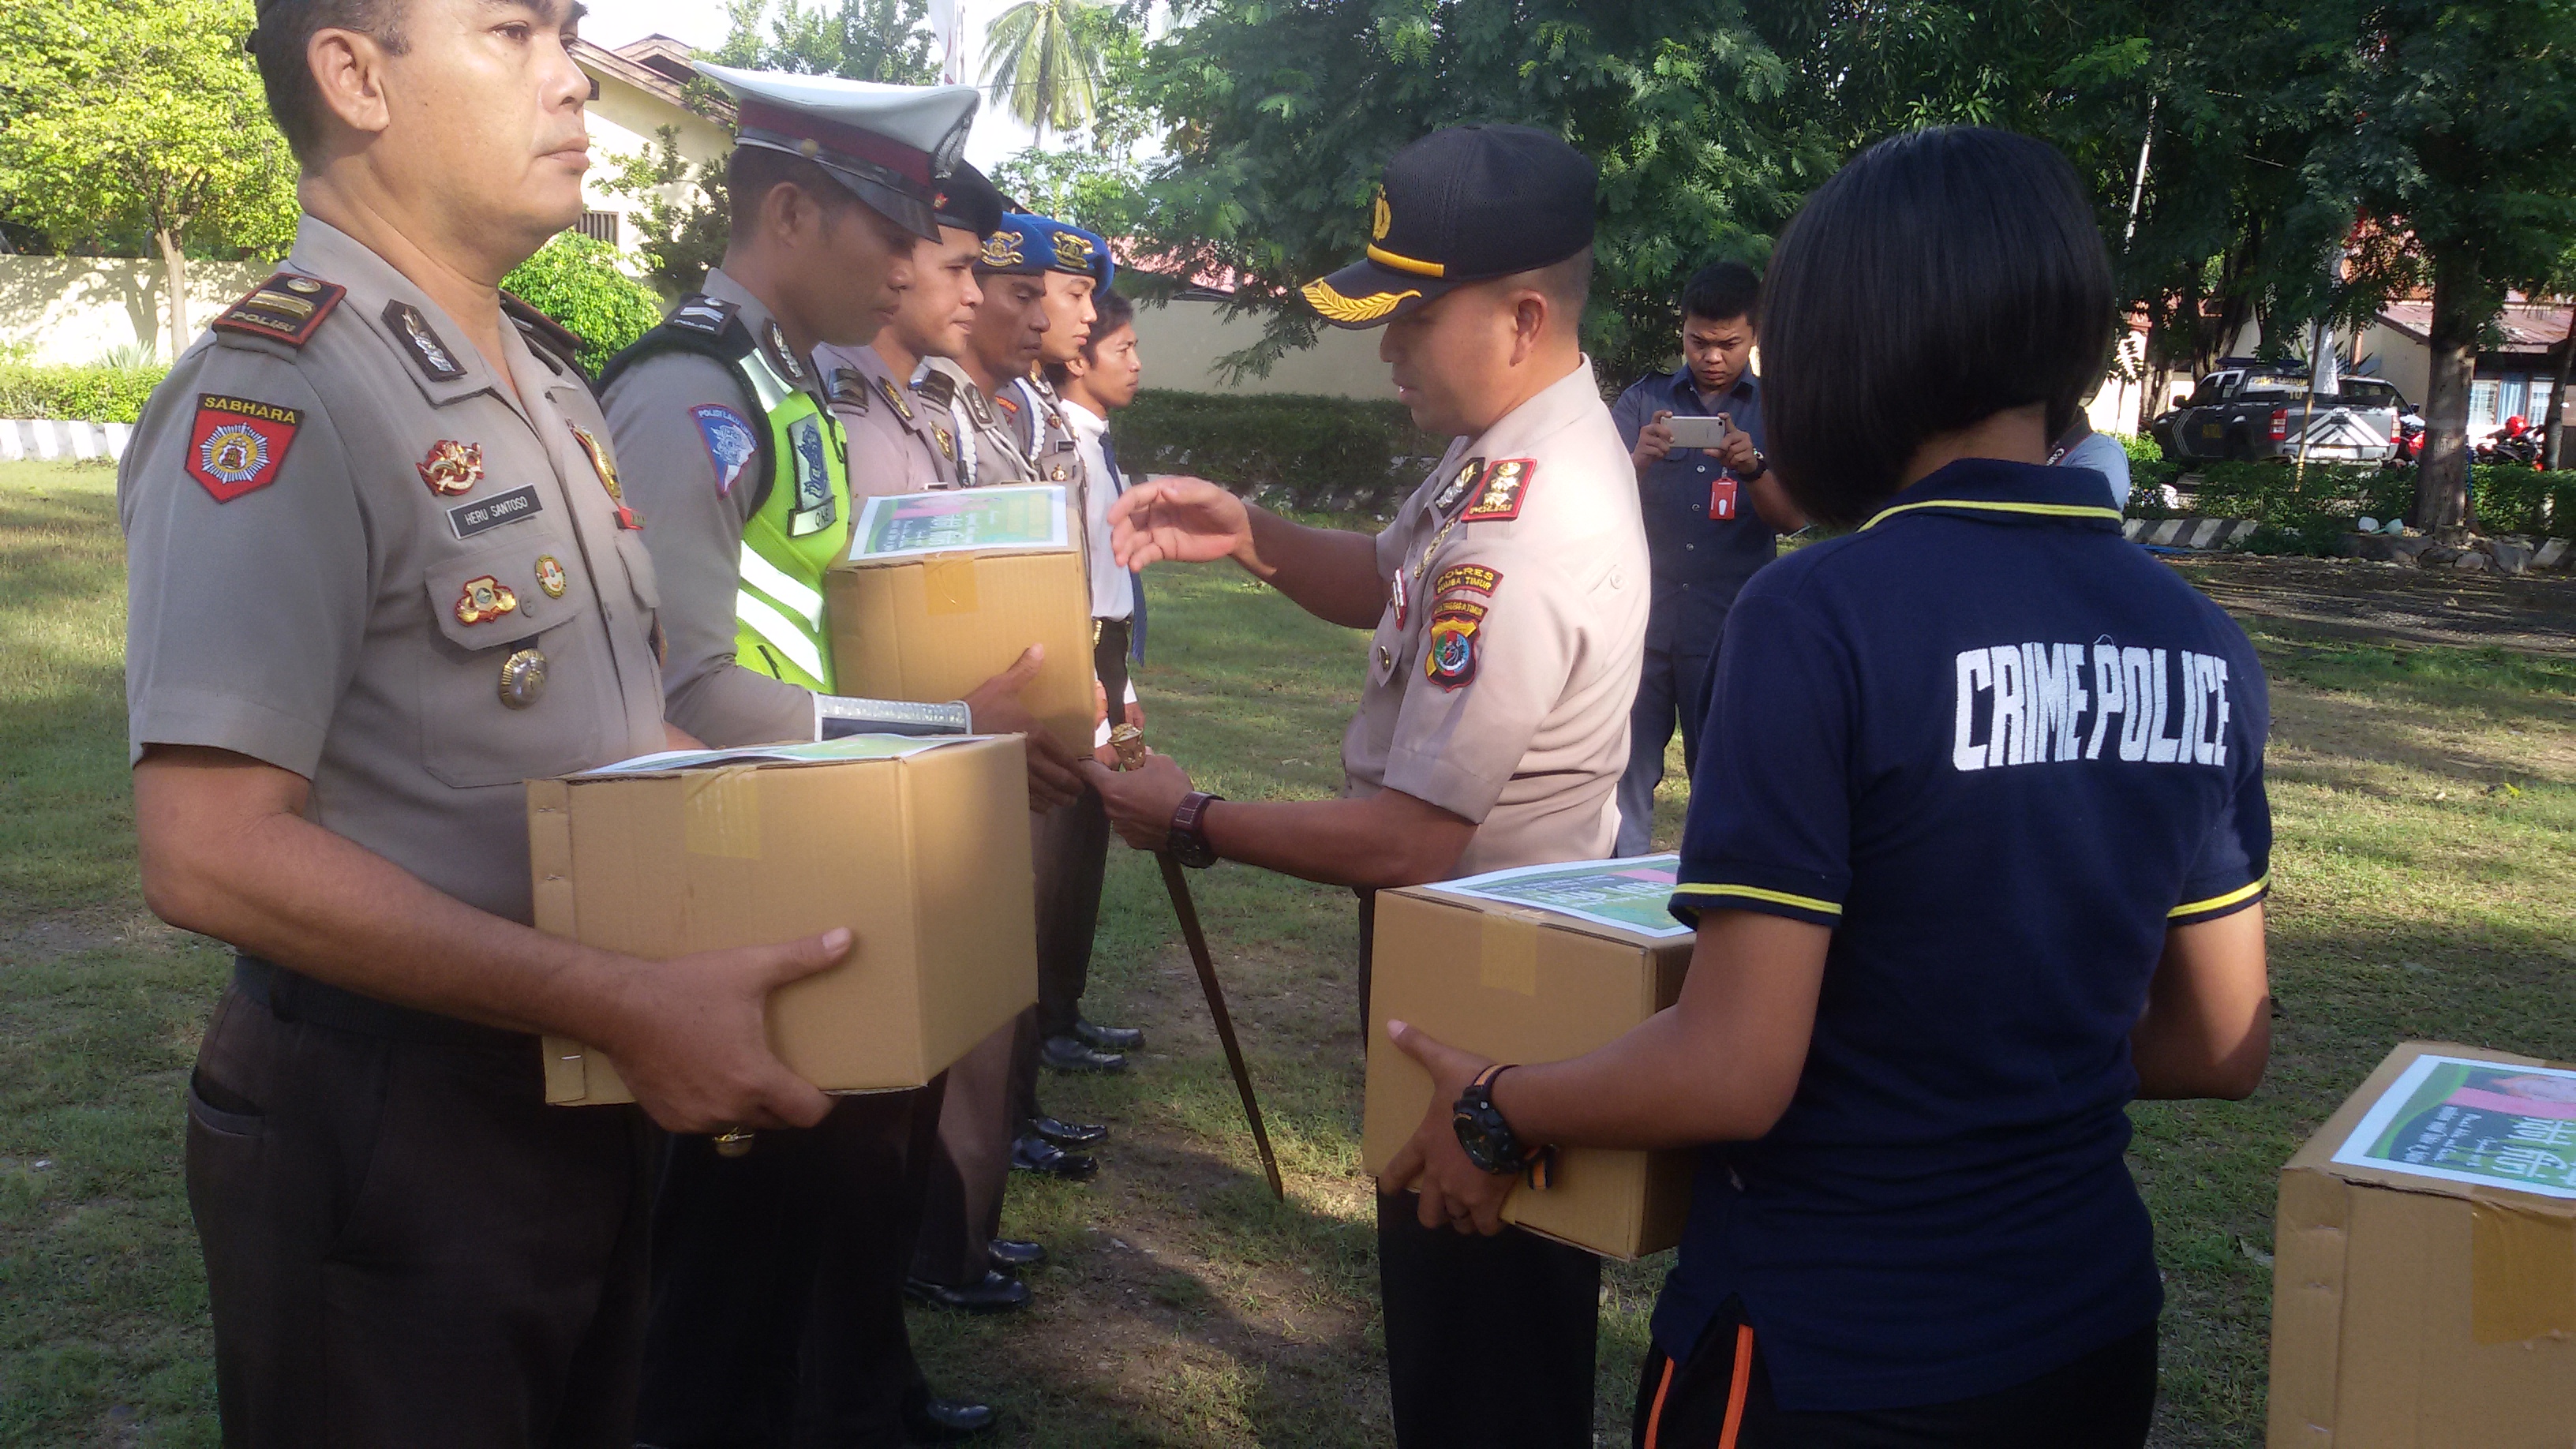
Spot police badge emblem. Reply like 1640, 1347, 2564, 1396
454, 575, 519, 626
567, 421, 639, 529
534, 555, 567, 599
761, 319, 807, 384
415, 439, 483, 496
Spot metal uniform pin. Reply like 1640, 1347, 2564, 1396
713, 1129, 755, 1158
535, 555, 567, 599
498, 647, 548, 708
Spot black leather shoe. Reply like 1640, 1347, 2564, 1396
1011, 1132, 1099, 1181
1074, 1017, 1144, 1051
904, 1270, 1029, 1314
1032, 1114, 1108, 1148
902, 1395, 998, 1442
988, 1237, 1047, 1271
1042, 1034, 1126, 1073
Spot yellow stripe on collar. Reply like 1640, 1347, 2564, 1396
1860, 499, 2126, 531
1366, 244, 1447, 279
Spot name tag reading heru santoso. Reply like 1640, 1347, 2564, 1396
1952, 641, 2238, 771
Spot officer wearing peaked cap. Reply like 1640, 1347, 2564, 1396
601, 67, 1084, 1447
123, 2, 872, 1443
814, 163, 1007, 497
1088, 124, 1649, 1447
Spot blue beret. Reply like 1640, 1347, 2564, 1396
980, 214, 1114, 289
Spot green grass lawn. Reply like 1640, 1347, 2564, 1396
3, 454, 2573, 1445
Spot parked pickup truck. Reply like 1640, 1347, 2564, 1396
2151, 365, 2402, 463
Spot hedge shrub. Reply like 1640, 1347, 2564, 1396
500, 233, 665, 376
0, 363, 167, 424
1112, 389, 1449, 517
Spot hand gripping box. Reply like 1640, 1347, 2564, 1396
531, 735, 1036, 1105
826, 485, 1096, 760
2268, 1041, 2576, 1447
1361, 856, 1698, 1260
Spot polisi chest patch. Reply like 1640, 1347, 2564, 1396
185, 394, 302, 502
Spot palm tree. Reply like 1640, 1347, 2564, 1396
979, 0, 1109, 145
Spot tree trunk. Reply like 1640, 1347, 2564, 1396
2546, 304, 2574, 471
155, 227, 189, 363
2417, 253, 2481, 530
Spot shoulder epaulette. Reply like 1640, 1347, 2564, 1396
668, 293, 739, 336
500, 290, 589, 376
913, 369, 958, 409
828, 367, 871, 411
210, 272, 346, 348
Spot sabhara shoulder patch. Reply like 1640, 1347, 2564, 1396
209, 274, 345, 347
185, 394, 302, 502
1461, 458, 1534, 522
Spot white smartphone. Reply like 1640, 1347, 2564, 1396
1664, 414, 1731, 449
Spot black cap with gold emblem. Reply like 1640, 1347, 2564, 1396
931, 162, 1006, 240
1301, 124, 1598, 329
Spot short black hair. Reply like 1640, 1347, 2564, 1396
248, 0, 410, 166
1682, 261, 1759, 327
1760, 126, 2113, 529
1044, 287, 1135, 388
726, 145, 863, 242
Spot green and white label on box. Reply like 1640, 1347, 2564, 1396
1425, 854, 1694, 938
2331, 1052, 2576, 1200
851, 485, 1069, 560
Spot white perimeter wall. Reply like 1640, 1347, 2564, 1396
0, 256, 275, 366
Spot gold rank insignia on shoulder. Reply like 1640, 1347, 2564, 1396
535, 555, 567, 599
934, 424, 956, 462
416, 439, 482, 496
1432, 456, 1486, 516
212, 273, 346, 347
384, 301, 466, 380
1461, 457, 1535, 522
876, 376, 915, 422
455, 575, 519, 625
498, 647, 548, 708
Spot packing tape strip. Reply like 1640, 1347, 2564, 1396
683, 766, 764, 859
1479, 912, 1540, 996
923, 556, 979, 616
2469, 1198, 2576, 1343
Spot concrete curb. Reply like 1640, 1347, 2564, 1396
2122, 517, 2258, 549
0, 419, 133, 462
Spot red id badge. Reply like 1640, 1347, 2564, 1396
1709, 476, 1739, 519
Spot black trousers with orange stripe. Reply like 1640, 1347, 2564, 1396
1631, 1300, 2156, 1449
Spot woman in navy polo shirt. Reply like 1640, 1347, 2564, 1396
1379, 126, 2274, 1448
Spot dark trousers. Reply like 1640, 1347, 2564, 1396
1632, 1303, 2156, 1449
1615, 645, 1716, 856
1360, 900, 1601, 1448
913, 1009, 1035, 1286
186, 967, 652, 1449
638, 1081, 945, 1449
1378, 1198, 1604, 1448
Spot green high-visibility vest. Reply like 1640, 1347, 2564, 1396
727, 346, 850, 692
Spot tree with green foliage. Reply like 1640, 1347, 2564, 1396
0, 0, 296, 361
606, 126, 733, 297
500, 233, 666, 375
713, 0, 940, 82
2309, 0, 2576, 530
982, 0, 1116, 145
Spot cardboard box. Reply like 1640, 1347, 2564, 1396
532, 735, 1036, 1105
2268, 1040, 2576, 1447
1360, 856, 1698, 1260
826, 486, 1095, 759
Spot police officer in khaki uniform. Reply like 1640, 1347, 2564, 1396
597, 68, 1074, 1445
814, 167, 997, 496
1088, 125, 1647, 1449
129, 2, 857, 1443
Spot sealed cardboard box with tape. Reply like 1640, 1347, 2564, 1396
826, 485, 1095, 759
530, 734, 1036, 1105
1361, 855, 1697, 1260
2267, 1040, 2576, 1447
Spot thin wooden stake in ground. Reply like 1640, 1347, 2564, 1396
1110, 724, 1283, 1200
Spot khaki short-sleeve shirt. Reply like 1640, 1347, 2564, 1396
119, 216, 668, 923
815, 343, 963, 497
1342, 360, 1649, 874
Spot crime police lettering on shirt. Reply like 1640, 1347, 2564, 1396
1951, 641, 2233, 772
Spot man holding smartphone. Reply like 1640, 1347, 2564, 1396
1609, 260, 1804, 855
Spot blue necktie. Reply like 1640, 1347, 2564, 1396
1101, 430, 1146, 663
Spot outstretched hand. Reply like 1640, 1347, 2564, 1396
1108, 476, 1252, 571
1376, 1018, 1515, 1234
1080, 752, 1195, 850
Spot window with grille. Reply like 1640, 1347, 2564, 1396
575, 210, 621, 246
